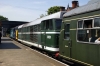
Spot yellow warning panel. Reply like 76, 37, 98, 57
16, 30, 18, 40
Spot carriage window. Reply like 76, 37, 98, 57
84, 19, 92, 28
64, 24, 70, 40
78, 20, 83, 28
94, 18, 100, 27
77, 29, 100, 42
77, 18, 100, 43
77, 30, 88, 42
55, 19, 62, 30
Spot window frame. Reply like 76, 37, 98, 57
77, 20, 83, 29
77, 17, 100, 44
41, 19, 53, 30
93, 17, 100, 28
64, 23, 70, 40
54, 19, 62, 30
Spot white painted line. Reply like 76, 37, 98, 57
29, 48, 69, 66
14, 39, 69, 66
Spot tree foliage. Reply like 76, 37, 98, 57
40, 6, 60, 18
47, 6, 60, 15
40, 13, 48, 18
0, 15, 8, 21
40, 14, 45, 18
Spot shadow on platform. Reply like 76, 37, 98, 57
0, 42, 21, 49
1, 39, 12, 41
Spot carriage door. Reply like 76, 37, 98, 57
41, 21, 46, 49
63, 23, 71, 57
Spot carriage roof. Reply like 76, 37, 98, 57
63, 0, 100, 17
22, 11, 66, 27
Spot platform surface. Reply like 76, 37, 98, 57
0, 37, 64, 66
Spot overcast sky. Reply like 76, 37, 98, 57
0, 0, 90, 22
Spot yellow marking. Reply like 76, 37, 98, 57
64, 14, 100, 22
60, 54, 93, 66
16, 30, 18, 40
60, 54, 70, 60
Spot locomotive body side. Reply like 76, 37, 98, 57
41, 18, 62, 52
17, 11, 66, 53
18, 25, 23, 42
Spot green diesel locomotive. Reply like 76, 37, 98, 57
17, 11, 66, 54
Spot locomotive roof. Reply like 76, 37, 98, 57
63, 0, 100, 17
22, 11, 66, 27
18, 24, 23, 29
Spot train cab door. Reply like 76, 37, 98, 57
41, 21, 46, 49
61, 23, 72, 58
41, 31, 46, 49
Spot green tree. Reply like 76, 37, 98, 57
40, 14, 45, 18
0, 15, 8, 21
47, 6, 60, 15
40, 13, 47, 18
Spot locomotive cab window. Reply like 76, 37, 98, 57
37, 24, 40, 31
55, 19, 62, 30
41, 21, 45, 30
77, 17, 100, 43
41, 19, 53, 30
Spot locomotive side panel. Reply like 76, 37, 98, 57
41, 19, 60, 52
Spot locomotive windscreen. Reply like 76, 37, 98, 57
55, 19, 62, 30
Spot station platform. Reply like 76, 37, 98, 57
0, 37, 67, 66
